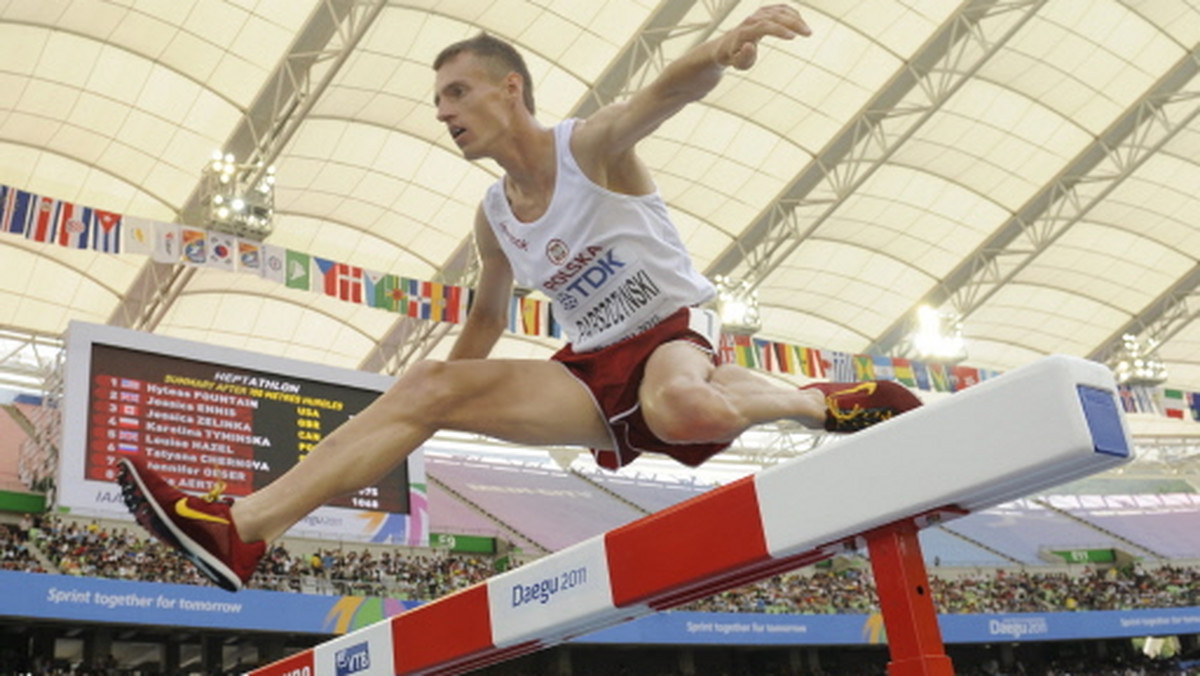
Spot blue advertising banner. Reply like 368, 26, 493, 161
578, 612, 880, 646
578, 608, 1200, 646
0, 570, 418, 635
4, 571, 1198, 646
939, 608, 1200, 643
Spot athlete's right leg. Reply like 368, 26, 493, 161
232, 358, 610, 543
119, 358, 608, 589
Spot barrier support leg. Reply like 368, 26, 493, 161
865, 519, 955, 676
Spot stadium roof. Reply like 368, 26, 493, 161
2, 0, 1200, 418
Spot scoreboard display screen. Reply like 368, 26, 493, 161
60, 321, 427, 546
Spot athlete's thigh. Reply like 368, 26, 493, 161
638, 340, 716, 418
435, 358, 612, 449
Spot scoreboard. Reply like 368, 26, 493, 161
60, 321, 427, 546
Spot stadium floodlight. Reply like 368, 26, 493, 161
199, 150, 276, 241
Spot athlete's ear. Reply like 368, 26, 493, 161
504, 71, 524, 107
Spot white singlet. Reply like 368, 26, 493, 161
482, 118, 715, 353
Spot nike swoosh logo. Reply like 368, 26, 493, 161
174, 498, 230, 525
832, 382, 877, 397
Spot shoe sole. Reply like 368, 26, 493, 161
117, 459, 243, 592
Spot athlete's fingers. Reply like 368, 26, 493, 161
754, 4, 812, 39
719, 5, 811, 68
729, 42, 758, 70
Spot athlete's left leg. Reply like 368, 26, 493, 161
639, 340, 924, 445
637, 340, 827, 444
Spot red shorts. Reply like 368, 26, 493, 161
551, 307, 729, 471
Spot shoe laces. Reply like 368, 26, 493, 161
824, 382, 879, 425
203, 479, 227, 503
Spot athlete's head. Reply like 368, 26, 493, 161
434, 33, 535, 115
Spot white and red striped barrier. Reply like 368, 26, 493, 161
249, 355, 1131, 676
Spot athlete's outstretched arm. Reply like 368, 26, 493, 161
447, 205, 514, 361
576, 4, 811, 160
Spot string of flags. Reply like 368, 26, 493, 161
4, 182, 1200, 421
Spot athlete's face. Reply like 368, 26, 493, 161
434, 52, 513, 160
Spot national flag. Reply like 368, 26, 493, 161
911, 360, 931, 391
117, 443, 139, 453
123, 216, 153, 257
401, 277, 421, 317
416, 281, 433, 319
733, 334, 757, 368
312, 257, 337, 296
893, 357, 916, 387
718, 334, 737, 365
774, 342, 797, 374
426, 281, 446, 320
1, 187, 35, 235
546, 300, 561, 338
314, 259, 360, 301
364, 270, 396, 310
520, 296, 542, 334
157, 222, 181, 263
118, 429, 139, 442
117, 416, 139, 429
259, 244, 286, 284
54, 202, 91, 248
118, 378, 140, 390
336, 263, 364, 303
285, 250, 311, 290
1162, 388, 1185, 419
853, 354, 875, 381
799, 347, 825, 379
180, 227, 207, 265
391, 277, 408, 315
118, 391, 140, 403
123, 217, 179, 262
88, 209, 122, 253
1117, 385, 1136, 413
928, 363, 950, 392
953, 365, 980, 391
751, 339, 772, 371
237, 240, 261, 274
23, 195, 58, 243
1132, 385, 1157, 414
207, 231, 236, 271
1187, 392, 1200, 422
120, 404, 140, 417
827, 350, 854, 382
872, 355, 895, 381
444, 284, 466, 323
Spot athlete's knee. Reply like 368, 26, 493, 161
646, 379, 741, 444
385, 359, 463, 424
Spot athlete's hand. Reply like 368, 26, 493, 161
716, 4, 812, 71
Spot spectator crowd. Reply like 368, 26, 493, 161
683, 562, 1200, 616
4, 513, 499, 600
2, 512, 1197, 618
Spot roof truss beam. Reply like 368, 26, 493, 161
0, 328, 63, 393
1089, 262, 1200, 366
108, 0, 389, 331
870, 43, 1200, 356
705, 0, 1041, 282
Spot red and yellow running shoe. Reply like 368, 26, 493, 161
801, 380, 922, 432
117, 456, 265, 591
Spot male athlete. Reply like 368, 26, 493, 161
118, 4, 920, 591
